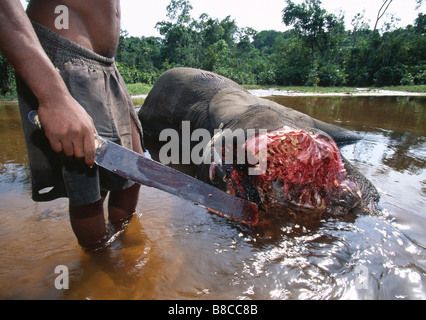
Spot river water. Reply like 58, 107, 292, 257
0, 95, 425, 300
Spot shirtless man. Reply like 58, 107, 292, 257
0, 1, 144, 251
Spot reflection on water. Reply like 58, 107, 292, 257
267, 96, 426, 135
0, 96, 425, 300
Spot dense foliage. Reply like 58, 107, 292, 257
1, 0, 425, 95
116, 0, 425, 88
0, 53, 16, 96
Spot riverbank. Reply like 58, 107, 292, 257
130, 85, 426, 102
128, 83, 426, 99
2, 84, 425, 102
248, 87, 426, 97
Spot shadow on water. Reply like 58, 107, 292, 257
0, 96, 425, 300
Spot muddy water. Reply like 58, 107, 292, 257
0, 96, 425, 300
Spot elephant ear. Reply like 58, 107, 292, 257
207, 89, 310, 133
208, 88, 259, 130
312, 119, 362, 145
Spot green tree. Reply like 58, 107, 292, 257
115, 30, 162, 84
282, 0, 347, 86
282, 0, 344, 66
156, 0, 196, 67
165, 0, 193, 24
0, 53, 15, 96
272, 31, 311, 85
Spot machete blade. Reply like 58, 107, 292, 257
94, 135, 259, 225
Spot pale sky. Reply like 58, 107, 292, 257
121, 0, 425, 37
19, 0, 425, 37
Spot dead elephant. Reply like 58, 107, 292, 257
138, 68, 380, 222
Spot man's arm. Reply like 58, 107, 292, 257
0, 0, 96, 166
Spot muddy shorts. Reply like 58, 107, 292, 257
17, 22, 144, 207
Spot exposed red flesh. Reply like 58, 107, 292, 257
226, 127, 361, 215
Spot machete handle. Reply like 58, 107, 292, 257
28, 110, 105, 150
28, 110, 42, 129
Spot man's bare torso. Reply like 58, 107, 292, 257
27, 0, 121, 58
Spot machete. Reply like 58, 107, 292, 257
28, 111, 259, 225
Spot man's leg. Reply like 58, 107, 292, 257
69, 194, 108, 250
108, 118, 143, 226
69, 118, 143, 249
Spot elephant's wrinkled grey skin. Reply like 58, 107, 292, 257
139, 68, 380, 222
